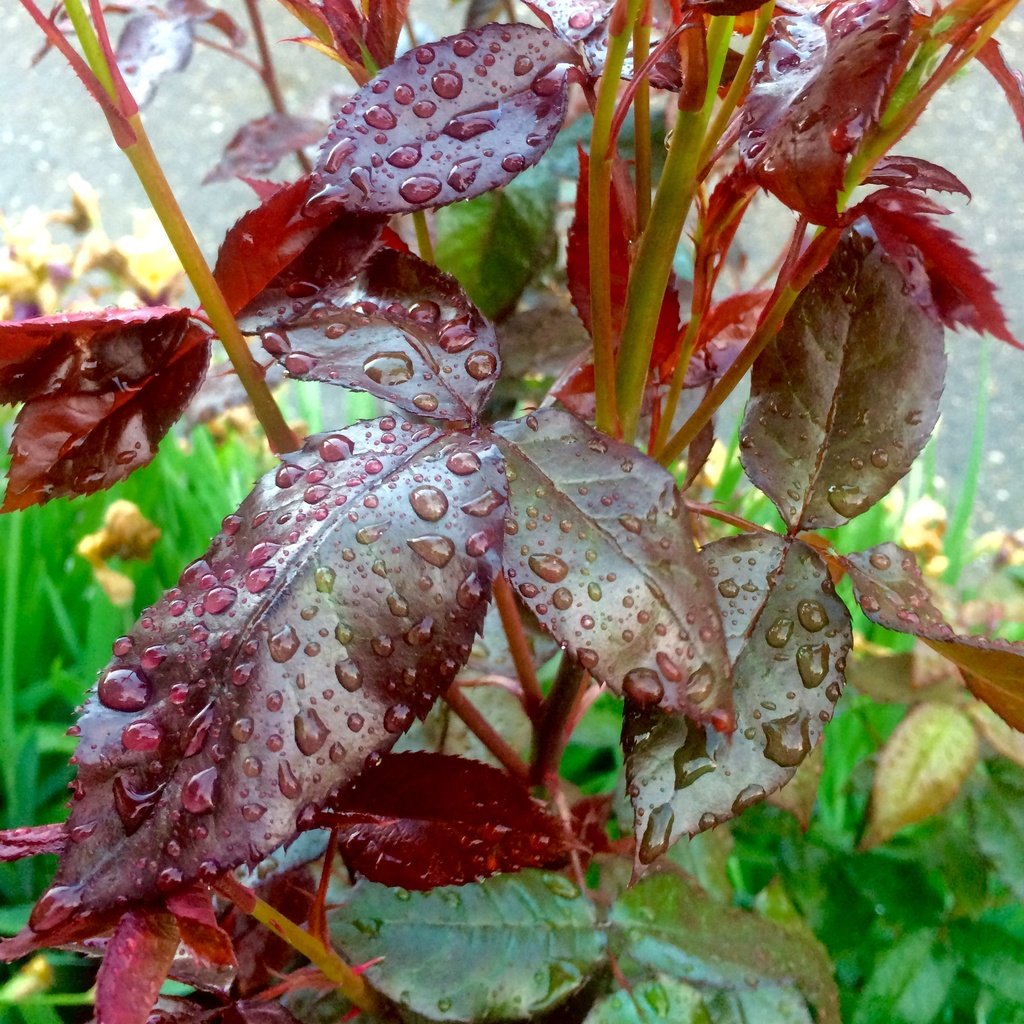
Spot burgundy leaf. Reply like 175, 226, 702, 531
212, 176, 385, 317
843, 544, 1024, 730
252, 248, 501, 423
22, 418, 507, 935
166, 885, 236, 967
306, 24, 579, 215
520, 0, 612, 45
0, 823, 67, 861
977, 37, 1024, 144
491, 408, 733, 727
624, 534, 852, 863
0, 307, 211, 511
95, 908, 181, 1024
739, 232, 945, 531
204, 114, 326, 185
116, 8, 195, 108
312, 751, 568, 887
863, 155, 970, 197
738, 0, 911, 224
862, 198, 1020, 347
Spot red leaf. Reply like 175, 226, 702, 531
977, 38, 1024, 144
253, 248, 501, 422
566, 148, 680, 366
0, 823, 66, 861
205, 114, 326, 185
95, 908, 180, 1024
863, 198, 1020, 347
739, 0, 911, 223
166, 885, 236, 968
312, 752, 568, 888
307, 24, 579, 215
212, 175, 385, 317
863, 155, 970, 197
0, 307, 210, 511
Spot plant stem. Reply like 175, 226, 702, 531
531, 658, 587, 786
632, 15, 652, 232
615, 15, 734, 444
492, 575, 544, 718
412, 210, 436, 263
63, 0, 117, 99
444, 685, 530, 781
685, 500, 776, 536
120, 114, 299, 453
588, 0, 644, 436
215, 874, 390, 1018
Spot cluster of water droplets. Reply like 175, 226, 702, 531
306, 23, 578, 216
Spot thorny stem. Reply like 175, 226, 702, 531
63, 0, 117, 99
589, 0, 644, 436
632, 13, 653, 232
615, 15, 734, 444
531, 658, 588, 786
244, 0, 312, 174
214, 874, 390, 1019
444, 685, 530, 781
492, 575, 544, 719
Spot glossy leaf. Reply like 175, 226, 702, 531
584, 976, 708, 1024
330, 870, 605, 1022
435, 164, 558, 320
0, 307, 211, 511
609, 873, 840, 1024
311, 751, 568, 887
624, 534, 851, 860
492, 408, 733, 727
306, 24, 579, 215
205, 114, 325, 185
213, 176, 385, 318
256, 248, 501, 422
978, 38, 1024, 145
843, 543, 1024, 729
95, 908, 181, 1024
20, 418, 507, 937
862, 197, 1020, 347
738, 0, 911, 223
520, 0, 612, 45
860, 703, 978, 850
862, 156, 970, 197
740, 232, 945, 530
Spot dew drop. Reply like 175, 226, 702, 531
121, 720, 162, 752
278, 760, 301, 799
294, 708, 331, 755
796, 643, 830, 688
732, 784, 767, 814
314, 566, 336, 593
204, 586, 237, 614
98, 667, 152, 712
335, 659, 362, 692
462, 488, 505, 516
231, 717, 255, 742
673, 724, 716, 790
513, 55, 534, 75
638, 802, 674, 864
623, 668, 664, 707
797, 600, 829, 633
762, 713, 812, 767
432, 70, 463, 98
870, 447, 889, 468
182, 767, 218, 814
618, 514, 642, 535
399, 175, 443, 204
528, 553, 569, 584
827, 483, 870, 518
364, 351, 414, 385
446, 449, 481, 475
29, 884, 84, 933
410, 485, 449, 522
765, 616, 794, 649
408, 535, 455, 567
869, 551, 892, 571
242, 803, 267, 822
384, 703, 414, 734
413, 393, 439, 413
364, 104, 397, 130
552, 587, 573, 611
464, 350, 498, 380
717, 578, 740, 599
387, 144, 421, 168
268, 625, 300, 663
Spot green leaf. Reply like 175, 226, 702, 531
609, 873, 840, 1024
860, 702, 978, 849
970, 761, 1024, 902
329, 871, 606, 1022
851, 929, 955, 1024
434, 166, 558, 320
705, 987, 814, 1024
584, 976, 710, 1024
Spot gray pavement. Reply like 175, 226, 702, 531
1, 2, 1022, 534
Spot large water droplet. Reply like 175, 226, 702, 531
384, 704, 414, 734
364, 104, 397, 130
717, 578, 740, 598
796, 643, 830, 688
335, 659, 362, 691
673, 724, 716, 790
121, 720, 162, 752
294, 708, 330, 755
98, 667, 152, 712
399, 175, 443, 204
407, 535, 455, 567
797, 600, 829, 632
113, 775, 164, 833
732, 784, 767, 815
268, 625, 300, 663
461, 488, 505, 516
464, 351, 497, 380
278, 760, 301, 799
762, 713, 812, 767
364, 351, 414, 385
528, 553, 569, 584
182, 767, 218, 814
432, 70, 463, 98
623, 668, 664, 708
765, 617, 794, 649
29, 884, 84, 933
827, 483, 869, 518
410, 485, 449, 522
638, 802, 675, 864
869, 551, 891, 571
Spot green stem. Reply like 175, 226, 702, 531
660, 283, 799, 465
653, 306, 702, 454
698, 2, 775, 171
63, 0, 117, 99
121, 114, 299, 453
615, 15, 734, 444
216, 875, 390, 1017
589, 0, 644, 436
632, 15, 653, 232
412, 210, 436, 264
531, 657, 587, 786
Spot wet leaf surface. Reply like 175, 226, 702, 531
609, 873, 840, 1023
330, 870, 605, 1022
213, 177, 385, 318
205, 114, 326, 185
861, 703, 978, 850
738, 0, 911, 223
312, 751, 568, 887
254, 248, 501, 422
843, 543, 1024, 729
520, 0, 612, 46
740, 233, 945, 530
624, 534, 851, 860
307, 24, 579, 215
583, 975, 708, 1024
26, 417, 506, 933
492, 408, 733, 726
0, 307, 210, 511
862, 156, 970, 197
